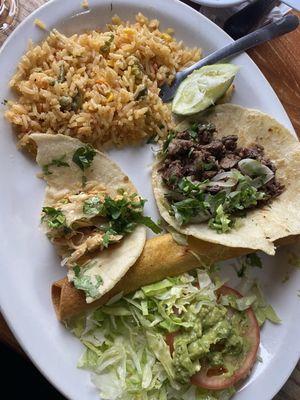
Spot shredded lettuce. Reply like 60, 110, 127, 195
249, 282, 281, 326
220, 293, 257, 311
234, 254, 281, 326
67, 254, 282, 399
67, 271, 240, 400
208, 204, 232, 233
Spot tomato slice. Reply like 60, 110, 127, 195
191, 286, 260, 390
165, 285, 260, 391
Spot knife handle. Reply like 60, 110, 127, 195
224, 0, 278, 39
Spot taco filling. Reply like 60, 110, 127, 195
32, 133, 161, 302
42, 187, 153, 268
158, 122, 284, 233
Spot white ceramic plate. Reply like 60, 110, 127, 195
189, 0, 245, 8
0, 1, 299, 399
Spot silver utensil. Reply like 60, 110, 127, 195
223, 0, 278, 39
159, 14, 299, 103
282, 0, 300, 12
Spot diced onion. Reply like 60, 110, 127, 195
238, 159, 274, 188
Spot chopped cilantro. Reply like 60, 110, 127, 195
137, 216, 162, 234
230, 179, 266, 210
41, 207, 66, 229
186, 123, 198, 139
162, 131, 175, 155
83, 193, 161, 235
171, 198, 208, 226
73, 264, 103, 299
100, 34, 114, 53
42, 154, 69, 175
167, 173, 267, 233
178, 177, 207, 196
72, 145, 96, 171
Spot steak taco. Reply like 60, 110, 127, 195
152, 104, 300, 255
32, 133, 160, 303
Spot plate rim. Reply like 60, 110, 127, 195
190, 0, 245, 8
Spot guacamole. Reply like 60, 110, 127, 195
173, 303, 248, 383
68, 270, 260, 400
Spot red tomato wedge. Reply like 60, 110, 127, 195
166, 286, 260, 391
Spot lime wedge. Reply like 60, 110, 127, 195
172, 64, 239, 116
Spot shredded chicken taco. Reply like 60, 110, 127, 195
152, 104, 300, 255
32, 134, 160, 303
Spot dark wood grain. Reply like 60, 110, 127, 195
0, 314, 22, 353
248, 12, 300, 135
0, 1, 299, 399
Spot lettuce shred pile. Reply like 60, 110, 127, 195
68, 271, 236, 400
67, 263, 280, 400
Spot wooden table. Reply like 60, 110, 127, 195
0, 1, 299, 399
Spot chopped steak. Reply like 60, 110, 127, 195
197, 122, 216, 144
265, 178, 285, 198
160, 159, 184, 186
261, 158, 277, 172
222, 135, 238, 151
238, 145, 264, 160
168, 139, 194, 157
159, 121, 284, 222
203, 140, 225, 158
219, 153, 240, 170
176, 130, 191, 140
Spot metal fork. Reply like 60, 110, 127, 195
159, 15, 299, 103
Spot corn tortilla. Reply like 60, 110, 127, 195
152, 104, 300, 255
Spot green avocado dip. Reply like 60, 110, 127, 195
67, 269, 261, 400
172, 302, 248, 383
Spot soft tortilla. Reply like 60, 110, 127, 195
152, 104, 300, 255
31, 133, 146, 302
